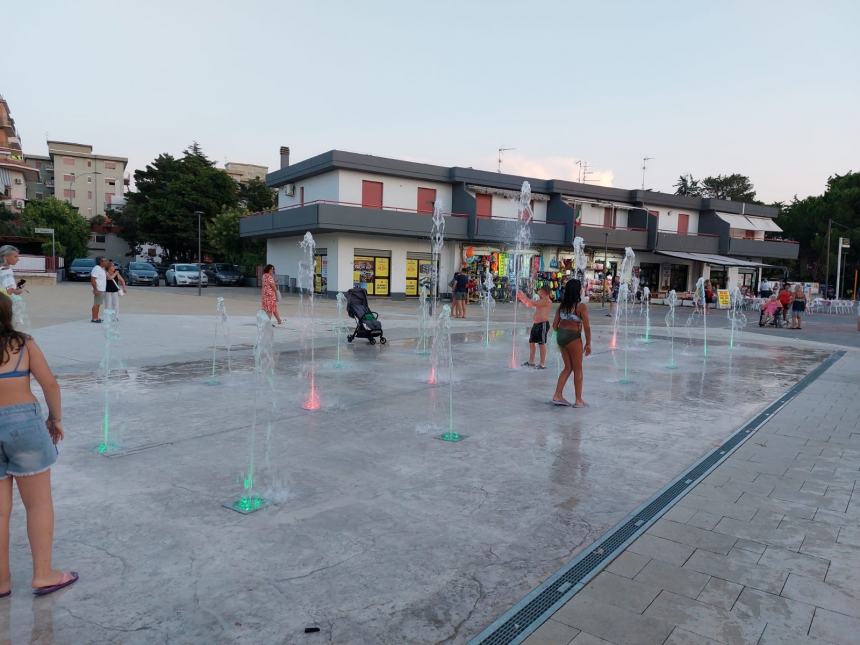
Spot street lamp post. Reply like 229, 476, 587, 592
825, 219, 850, 298
195, 211, 203, 297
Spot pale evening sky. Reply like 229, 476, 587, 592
5, 0, 859, 203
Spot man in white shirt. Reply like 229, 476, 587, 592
759, 277, 772, 298
90, 257, 107, 323
0, 245, 22, 296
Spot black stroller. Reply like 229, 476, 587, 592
346, 288, 386, 345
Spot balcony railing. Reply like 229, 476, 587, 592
250, 199, 470, 218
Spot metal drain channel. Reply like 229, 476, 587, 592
470, 350, 846, 645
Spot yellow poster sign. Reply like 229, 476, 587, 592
375, 257, 389, 277
406, 259, 418, 278
375, 278, 389, 296
405, 281, 417, 296
717, 289, 730, 308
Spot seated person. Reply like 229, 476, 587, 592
759, 296, 783, 326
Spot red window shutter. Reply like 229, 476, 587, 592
362, 180, 383, 208
476, 193, 492, 218
603, 207, 615, 229
677, 213, 689, 236
417, 187, 436, 214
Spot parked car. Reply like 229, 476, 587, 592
165, 263, 208, 287
203, 263, 243, 286
123, 262, 160, 286
69, 257, 96, 281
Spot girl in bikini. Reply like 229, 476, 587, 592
551, 279, 592, 407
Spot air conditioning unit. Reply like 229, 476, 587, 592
14, 178, 22, 185
286, 184, 295, 197
14, 200, 25, 209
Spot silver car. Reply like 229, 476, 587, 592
165, 263, 209, 287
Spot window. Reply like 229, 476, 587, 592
35, 192, 44, 199
417, 187, 436, 214
88, 176, 92, 183
63, 174, 74, 182
63, 189, 76, 199
87, 160, 92, 167
677, 212, 689, 236
603, 207, 616, 229
87, 191, 92, 200
669, 264, 689, 292
63, 157, 75, 166
300, 186, 305, 207
104, 161, 116, 170
744, 229, 755, 239
105, 194, 112, 205
106, 179, 116, 187
361, 180, 383, 208
476, 193, 492, 218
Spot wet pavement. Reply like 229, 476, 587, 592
0, 314, 834, 644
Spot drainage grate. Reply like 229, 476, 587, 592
470, 350, 845, 645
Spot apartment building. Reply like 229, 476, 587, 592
47, 140, 128, 219
240, 149, 798, 299
224, 162, 267, 184
0, 94, 39, 213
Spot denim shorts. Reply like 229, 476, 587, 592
0, 403, 57, 478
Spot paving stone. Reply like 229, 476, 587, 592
733, 538, 767, 555
569, 633, 616, 645
662, 627, 721, 644
731, 587, 815, 635
836, 525, 860, 548
737, 491, 818, 520
684, 549, 788, 594
633, 559, 709, 599
800, 536, 860, 563
663, 504, 696, 523
779, 517, 840, 543
686, 510, 721, 531
771, 487, 851, 512
674, 496, 757, 522
696, 577, 743, 611
759, 623, 839, 644
627, 534, 695, 566
605, 551, 650, 579
712, 516, 804, 550
643, 590, 766, 644
647, 520, 736, 556
523, 619, 580, 645
781, 573, 860, 618
552, 595, 674, 645
809, 607, 860, 645
726, 546, 763, 566
577, 572, 660, 613
758, 545, 830, 579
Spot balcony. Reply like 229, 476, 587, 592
473, 217, 566, 245
727, 237, 799, 260
574, 223, 649, 250
241, 200, 470, 240
655, 231, 720, 254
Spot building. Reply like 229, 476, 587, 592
224, 162, 268, 184
23, 154, 54, 201
0, 94, 39, 213
46, 140, 128, 219
240, 149, 799, 299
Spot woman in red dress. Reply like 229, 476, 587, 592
261, 264, 283, 326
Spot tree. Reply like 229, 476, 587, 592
700, 174, 757, 202
21, 198, 90, 261
120, 143, 238, 261
674, 174, 702, 196
776, 172, 860, 286
238, 177, 275, 212
206, 207, 264, 269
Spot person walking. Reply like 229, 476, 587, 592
90, 257, 107, 323
104, 261, 127, 319
607, 275, 619, 317
551, 279, 592, 407
516, 286, 553, 369
261, 264, 283, 326
0, 246, 22, 296
790, 285, 806, 329
0, 294, 78, 597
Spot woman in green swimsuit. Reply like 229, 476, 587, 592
551, 279, 592, 407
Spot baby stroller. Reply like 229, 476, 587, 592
346, 288, 386, 345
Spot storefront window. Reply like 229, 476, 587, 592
314, 253, 327, 295
354, 254, 390, 296
669, 264, 689, 292
639, 262, 659, 292
709, 268, 727, 289
405, 257, 433, 296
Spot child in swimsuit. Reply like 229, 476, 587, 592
551, 279, 592, 407
517, 287, 553, 369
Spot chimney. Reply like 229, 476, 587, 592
280, 146, 290, 169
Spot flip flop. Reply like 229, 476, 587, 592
90, 319, 102, 324
33, 571, 78, 597
0, 591, 9, 599
551, 399, 571, 406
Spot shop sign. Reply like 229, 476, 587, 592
406, 259, 418, 278
717, 289, 730, 308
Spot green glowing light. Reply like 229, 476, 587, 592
666, 363, 679, 370
95, 441, 118, 455
224, 495, 268, 514
204, 377, 221, 386
438, 431, 464, 442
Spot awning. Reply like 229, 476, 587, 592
715, 212, 782, 233
656, 250, 772, 268
0, 168, 10, 188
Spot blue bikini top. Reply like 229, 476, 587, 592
0, 345, 29, 379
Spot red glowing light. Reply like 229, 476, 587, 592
509, 347, 519, 369
428, 366, 437, 384
609, 333, 618, 350
303, 375, 321, 410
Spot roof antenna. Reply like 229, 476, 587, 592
498, 146, 515, 173
641, 156, 654, 190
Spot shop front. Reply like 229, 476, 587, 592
405, 252, 433, 297
353, 249, 390, 296
314, 249, 328, 295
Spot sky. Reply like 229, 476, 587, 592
5, 0, 859, 203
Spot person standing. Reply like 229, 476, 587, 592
0, 246, 22, 296
778, 283, 793, 324
104, 261, 127, 319
0, 295, 78, 597
516, 286, 553, 369
759, 276, 772, 299
451, 267, 469, 318
261, 264, 283, 326
551, 279, 592, 407
790, 285, 806, 329
90, 257, 107, 323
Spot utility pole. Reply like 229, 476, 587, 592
195, 211, 203, 297
641, 156, 653, 190
497, 146, 515, 173
825, 218, 832, 297
836, 236, 850, 300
